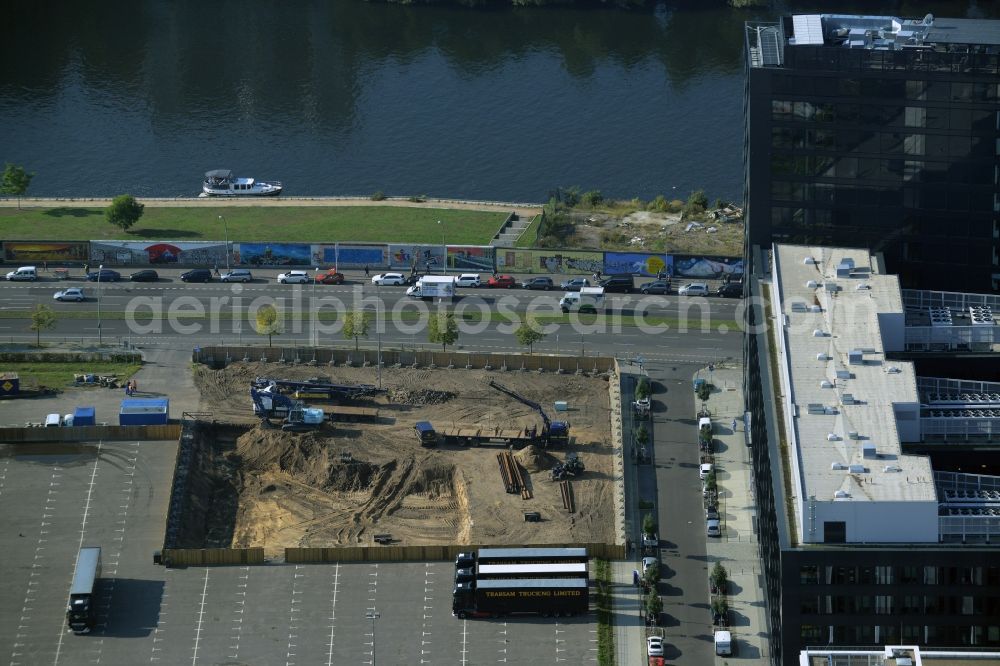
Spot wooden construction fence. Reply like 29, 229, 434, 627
0, 423, 181, 443
286, 542, 625, 564
161, 548, 265, 567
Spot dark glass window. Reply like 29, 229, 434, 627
800, 565, 819, 585
905, 80, 927, 100
824, 521, 847, 543
880, 133, 903, 153
839, 78, 861, 96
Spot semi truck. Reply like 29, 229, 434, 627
66, 546, 101, 634
452, 577, 589, 619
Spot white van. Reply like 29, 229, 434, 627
559, 286, 605, 313
455, 274, 480, 288
714, 630, 732, 655
6, 266, 38, 281
45, 413, 62, 427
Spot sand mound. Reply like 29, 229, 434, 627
514, 444, 558, 472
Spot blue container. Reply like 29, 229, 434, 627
73, 406, 96, 426
119, 398, 169, 425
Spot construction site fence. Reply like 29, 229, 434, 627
193, 346, 614, 375
0, 423, 181, 443
286, 542, 626, 564
161, 548, 265, 567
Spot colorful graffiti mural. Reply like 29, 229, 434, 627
234, 243, 311, 267
602, 252, 670, 277
387, 244, 444, 271
4, 241, 89, 263
447, 246, 494, 271
672, 255, 743, 279
90, 241, 227, 266
495, 249, 603, 274
320, 244, 388, 269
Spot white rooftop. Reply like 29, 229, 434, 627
771, 244, 937, 543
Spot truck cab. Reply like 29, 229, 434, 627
454, 552, 476, 569
415, 421, 438, 446
455, 568, 475, 584
559, 286, 605, 313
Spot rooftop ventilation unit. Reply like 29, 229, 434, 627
831, 462, 847, 470
848, 431, 860, 440
970, 306, 993, 326
836, 370, 852, 380
862, 442, 877, 458
842, 394, 855, 405
808, 305, 822, 313
929, 307, 953, 327
816, 353, 830, 361
792, 302, 808, 312
820, 380, 834, 389
814, 329, 827, 337
834, 490, 850, 499
807, 403, 826, 415
856, 283, 871, 290
827, 433, 841, 441
886, 366, 902, 374
806, 280, 819, 288
884, 465, 902, 473
848, 349, 864, 365
803, 256, 817, 265
836, 259, 855, 278
824, 282, 841, 292
848, 464, 866, 473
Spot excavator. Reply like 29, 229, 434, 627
249, 381, 326, 432
488, 380, 570, 446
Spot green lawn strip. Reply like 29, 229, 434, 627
0, 309, 737, 329
595, 558, 615, 666
514, 214, 543, 248
0, 361, 141, 388
0, 206, 507, 244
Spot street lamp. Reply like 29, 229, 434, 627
313, 267, 319, 346
365, 611, 380, 665
219, 215, 230, 270
437, 219, 445, 274
375, 282, 382, 389
97, 264, 104, 346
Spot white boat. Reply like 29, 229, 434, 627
201, 169, 283, 197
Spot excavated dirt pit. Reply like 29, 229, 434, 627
190, 362, 614, 557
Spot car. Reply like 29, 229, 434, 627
180, 269, 213, 283
707, 519, 721, 537
678, 282, 709, 296
642, 556, 658, 574
405, 285, 423, 298
315, 269, 344, 285
277, 270, 309, 284
6, 266, 37, 281
639, 279, 671, 295
221, 268, 253, 283
129, 269, 159, 282
700, 462, 714, 480
646, 636, 665, 657
559, 277, 590, 291
486, 274, 517, 289
705, 505, 720, 521
454, 273, 481, 288
522, 277, 554, 291
716, 282, 743, 298
598, 274, 634, 293
86, 269, 121, 282
53, 288, 85, 302
371, 273, 405, 286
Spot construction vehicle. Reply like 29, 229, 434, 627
249, 382, 325, 432
252, 376, 383, 402
488, 380, 570, 447
550, 452, 585, 481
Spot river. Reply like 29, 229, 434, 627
1, 1, 995, 201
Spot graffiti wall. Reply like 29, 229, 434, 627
90, 241, 227, 266
233, 243, 310, 267
603, 252, 670, 277
388, 244, 444, 271
4, 241, 89, 263
320, 244, 388, 269
495, 249, 603, 274
672, 255, 744, 279
447, 246, 495, 271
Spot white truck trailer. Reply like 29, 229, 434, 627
408, 275, 456, 301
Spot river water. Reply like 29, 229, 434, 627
1, 1, 995, 201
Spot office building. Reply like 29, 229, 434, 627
743, 14, 1000, 292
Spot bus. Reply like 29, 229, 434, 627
455, 547, 588, 569
66, 546, 101, 634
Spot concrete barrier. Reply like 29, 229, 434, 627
286, 542, 624, 564
161, 547, 264, 567
0, 423, 181, 442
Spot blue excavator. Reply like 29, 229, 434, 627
488, 380, 570, 446
249, 380, 326, 432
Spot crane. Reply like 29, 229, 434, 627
252, 376, 384, 401
249, 381, 325, 432
487, 380, 569, 446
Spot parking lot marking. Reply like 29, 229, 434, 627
324, 563, 340, 666
190, 568, 210, 665
460, 618, 469, 665
496, 621, 509, 662
421, 562, 435, 663
228, 567, 249, 660
287, 564, 306, 665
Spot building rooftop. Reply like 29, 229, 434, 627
802, 645, 1000, 666
789, 14, 1000, 50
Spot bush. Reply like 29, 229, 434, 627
685, 189, 709, 215
642, 513, 657, 536
635, 377, 651, 400
697, 381, 713, 402
647, 195, 669, 213
636, 423, 649, 445
580, 190, 604, 208
371, 190, 386, 201
407, 193, 428, 203
668, 199, 685, 213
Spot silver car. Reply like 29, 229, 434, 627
277, 270, 309, 284
221, 269, 253, 283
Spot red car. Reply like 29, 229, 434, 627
486, 275, 517, 289
315, 269, 345, 285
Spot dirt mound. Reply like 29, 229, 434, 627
405, 464, 456, 499
387, 387, 455, 405
514, 444, 558, 472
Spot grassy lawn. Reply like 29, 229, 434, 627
0, 206, 507, 245
3, 361, 142, 388
514, 214, 542, 248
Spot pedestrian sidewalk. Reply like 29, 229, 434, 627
702, 365, 770, 663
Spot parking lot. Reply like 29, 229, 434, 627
0, 437, 598, 665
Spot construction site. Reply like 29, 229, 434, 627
178, 360, 616, 558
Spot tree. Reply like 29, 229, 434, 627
342, 310, 371, 352
580, 189, 604, 208
635, 376, 650, 400
428, 310, 458, 351
642, 513, 657, 537
643, 561, 660, 588
514, 317, 546, 354
645, 589, 663, 621
685, 189, 709, 215
1, 163, 34, 209
710, 562, 729, 593
105, 194, 145, 232
636, 423, 649, 446
254, 304, 282, 347
28, 304, 55, 347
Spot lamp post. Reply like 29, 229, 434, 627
376, 282, 382, 389
437, 219, 445, 274
97, 264, 104, 346
219, 215, 230, 270
365, 611, 380, 665
313, 267, 319, 347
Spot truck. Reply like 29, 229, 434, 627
409, 275, 456, 301
66, 546, 101, 634
559, 286, 604, 313
452, 577, 588, 619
